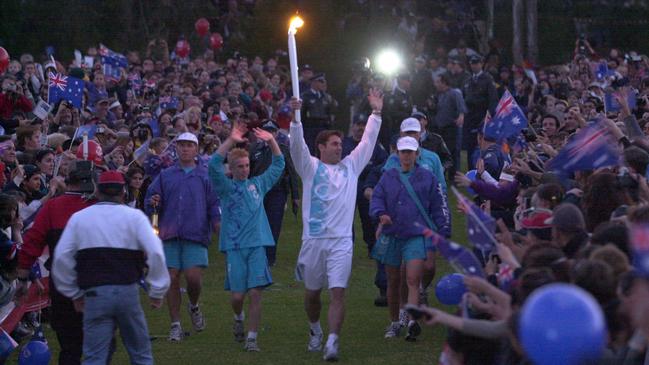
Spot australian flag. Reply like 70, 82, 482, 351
430, 232, 485, 278
128, 72, 143, 96
483, 90, 528, 142
452, 187, 497, 255
546, 119, 620, 174
48, 72, 83, 108
99, 44, 127, 81
595, 61, 614, 81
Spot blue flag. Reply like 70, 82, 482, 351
483, 90, 528, 142
595, 61, 611, 81
48, 72, 84, 108
604, 89, 637, 113
452, 188, 497, 254
99, 44, 127, 81
76, 124, 97, 139
430, 232, 485, 278
159, 96, 179, 111
546, 120, 620, 174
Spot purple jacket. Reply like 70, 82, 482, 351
145, 163, 221, 246
370, 165, 451, 239
470, 179, 519, 207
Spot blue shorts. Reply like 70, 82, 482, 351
225, 247, 272, 293
163, 239, 209, 270
371, 235, 426, 267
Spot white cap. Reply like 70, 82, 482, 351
176, 132, 199, 144
109, 100, 121, 110
400, 117, 421, 132
397, 136, 419, 151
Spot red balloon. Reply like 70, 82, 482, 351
175, 40, 190, 58
0, 47, 9, 74
195, 18, 210, 37
209, 33, 224, 50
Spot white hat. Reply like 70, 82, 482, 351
176, 132, 199, 144
109, 100, 121, 110
400, 117, 421, 132
397, 136, 419, 151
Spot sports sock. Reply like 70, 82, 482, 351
171, 321, 181, 328
326, 333, 338, 347
247, 331, 257, 340
234, 311, 245, 321
310, 321, 323, 335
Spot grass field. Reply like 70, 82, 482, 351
27, 192, 467, 364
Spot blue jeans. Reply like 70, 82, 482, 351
82, 284, 153, 365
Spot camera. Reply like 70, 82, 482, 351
522, 128, 537, 143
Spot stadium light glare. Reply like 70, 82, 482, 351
375, 49, 402, 75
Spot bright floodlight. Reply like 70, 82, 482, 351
375, 49, 402, 75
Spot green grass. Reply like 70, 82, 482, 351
21, 191, 468, 364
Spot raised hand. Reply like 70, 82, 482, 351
252, 128, 274, 142
230, 122, 249, 143
368, 87, 383, 112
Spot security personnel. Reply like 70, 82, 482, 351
300, 73, 337, 155
381, 72, 413, 150
249, 120, 300, 266
444, 58, 470, 90
410, 55, 434, 110
411, 111, 453, 172
462, 55, 498, 170
477, 125, 505, 179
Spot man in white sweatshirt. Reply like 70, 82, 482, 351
53, 170, 170, 365
290, 89, 383, 361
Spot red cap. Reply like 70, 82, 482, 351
521, 209, 553, 230
98, 171, 125, 185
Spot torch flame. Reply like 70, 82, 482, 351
289, 16, 304, 34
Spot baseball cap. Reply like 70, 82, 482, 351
546, 203, 586, 233
98, 170, 125, 186
176, 132, 199, 144
261, 120, 279, 131
109, 100, 121, 110
411, 111, 428, 121
521, 209, 553, 230
400, 117, 421, 132
97, 170, 125, 195
397, 136, 419, 151
310, 73, 326, 82
469, 55, 484, 64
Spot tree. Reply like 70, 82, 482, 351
526, 0, 538, 64
512, 0, 524, 65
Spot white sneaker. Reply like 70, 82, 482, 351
168, 323, 183, 342
233, 320, 245, 343
244, 338, 261, 352
323, 339, 339, 362
307, 330, 323, 352
189, 304, 206, 332
384, 323, 401, 338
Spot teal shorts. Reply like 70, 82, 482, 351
163, 239, 209, 270
225, 247, 272, 293
371, 235, 427, 267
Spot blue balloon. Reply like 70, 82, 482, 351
18, 340, 51, 365
465, 170, 477, 195
435, 273, 466, 305
520, 284, 606, 365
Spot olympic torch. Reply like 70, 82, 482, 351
288, 15, 304, 123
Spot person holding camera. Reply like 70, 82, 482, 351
0, 76, 33, 129
16, 160, 96, 365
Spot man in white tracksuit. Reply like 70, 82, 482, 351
290, 89, 383, 361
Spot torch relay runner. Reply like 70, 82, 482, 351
290, 88, 383, 362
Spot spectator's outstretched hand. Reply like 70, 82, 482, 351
253, 128, 273, 142
230, 122, 248, 143
454, 171, 472, 188
368, 88, 383, 112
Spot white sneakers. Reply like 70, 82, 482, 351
308, 330, 324, 352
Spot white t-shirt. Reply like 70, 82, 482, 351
290, 114, 381, 240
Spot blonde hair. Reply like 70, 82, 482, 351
228, 148, 249, 163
